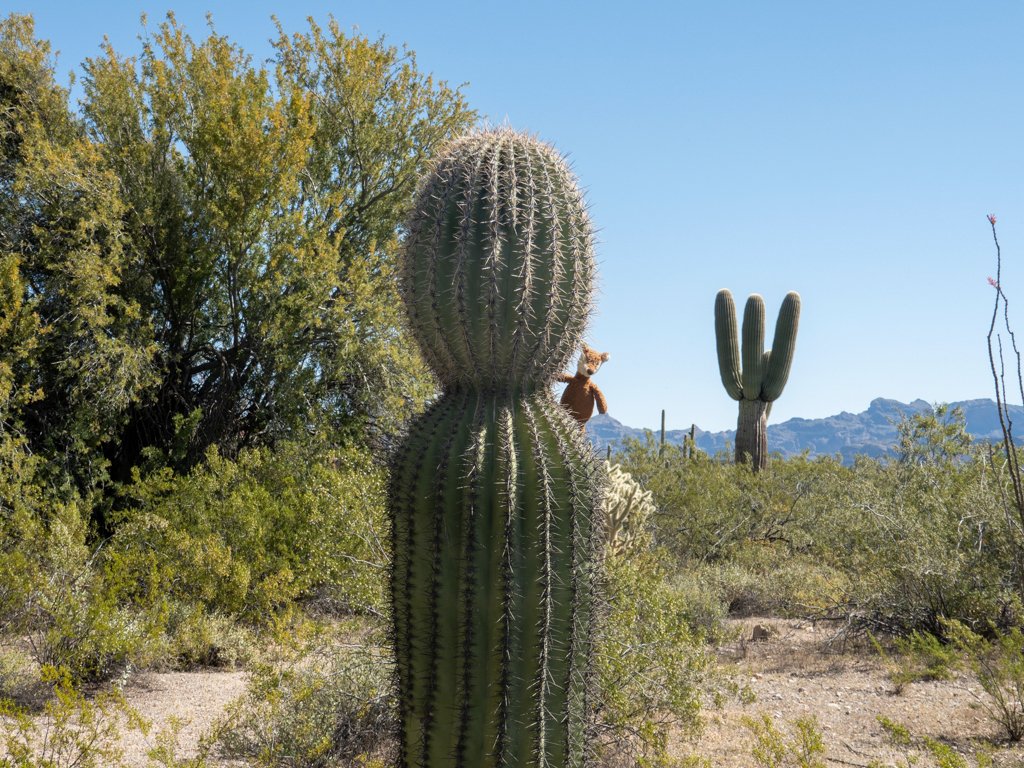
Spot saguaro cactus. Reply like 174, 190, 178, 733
714, 289, 801, 471
390, 128, 603, 768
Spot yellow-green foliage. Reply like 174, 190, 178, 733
0, 667, 147, 768
616, 406, 1021, 633
0, 440, 388, 689
0, 501, 164, 687
594, 550, 719, 760
943, 614, 1024, 742
875, 715, 993, 768
215, 620, 396, 767
114, 441, 390, 624
871, 630, 959, 695
742, 713, 826, 768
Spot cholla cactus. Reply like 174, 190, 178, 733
602, 461, 654, 557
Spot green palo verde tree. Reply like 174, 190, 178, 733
714, 289, 800, 471
389, 128, 603, 768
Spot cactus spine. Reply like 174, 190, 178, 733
714, 289, 801, 471
391, 128, 603, 768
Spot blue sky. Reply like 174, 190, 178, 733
22, 1, 1024, 432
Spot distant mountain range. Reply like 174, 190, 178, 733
587, 398, 1024, 464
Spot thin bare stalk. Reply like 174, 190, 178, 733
986, 215, 1024, 591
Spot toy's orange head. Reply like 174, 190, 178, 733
575, 343, 610, 377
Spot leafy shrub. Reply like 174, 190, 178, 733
0, 666, 146, 768
874, 715, 993, 768
0, 648, 46, 711
945, 617, 1024, 742
742, 713, 826, 768
160, 601, 257, 670
216, 621, 396, 767
113, 441, 390, 624
871, 630, 959, 694
618, 406, 1024, 635
593, 550, 724, 761
665, 570, 731, 643
0, 502, 164, 687
696, 541, 852, 618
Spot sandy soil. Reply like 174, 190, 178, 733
12, 617, 1024, 766
118, 670, 246, 767
681, 618, 1024, 767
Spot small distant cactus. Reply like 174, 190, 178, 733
601, 461, 654, 557
715, 289, 801, 470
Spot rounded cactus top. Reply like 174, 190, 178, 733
400, 127, 597, 390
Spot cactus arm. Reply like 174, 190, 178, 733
593, 383, 608, 414
761, 291, 801, 401
741, 294, 766, 400
714, 289, 744, 400
761, 350, 771, 397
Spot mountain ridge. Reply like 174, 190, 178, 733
587, 397, 1024, 464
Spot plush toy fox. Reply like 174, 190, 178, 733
558, 343, 610, 433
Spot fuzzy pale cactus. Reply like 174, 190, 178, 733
390, 128, 603, 768
601, 461, 654, 557
714, 289, 800, 470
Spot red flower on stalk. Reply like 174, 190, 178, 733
989, 277, 999, 288
989, 214, 998, 224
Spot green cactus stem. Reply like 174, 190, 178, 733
714, 289, 801, 471
391, 128, 603, 768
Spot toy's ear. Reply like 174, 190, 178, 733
581, 342, 591, 353
601, 352, 610, 362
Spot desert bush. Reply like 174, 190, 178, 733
742, 713, 826, 768
159, 601, 257, 671
943, 616, 1024, 742
665, 570, 731, 643
698, 540, 852, 618
0, 502, 164, 687
871, 630, 960, 694
619, 406, 1023, 634
875, 715, 994, 768
216, 621, 396, 767
615, 434, 850, 565
827, 407, 1016, 634
112, 441, 390, 625
0, 666, 147, 768
0, 648, 46, 711
593, 549, 730, 761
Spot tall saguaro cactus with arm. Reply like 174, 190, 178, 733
390, 128, 603, 768
715, 289, 801, 471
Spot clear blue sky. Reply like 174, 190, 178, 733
21, 1, 1024, 433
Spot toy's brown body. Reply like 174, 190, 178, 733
558, 344, 610, 433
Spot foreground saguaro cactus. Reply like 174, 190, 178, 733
390, 128, 603, 768
715, 289, 801, 471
